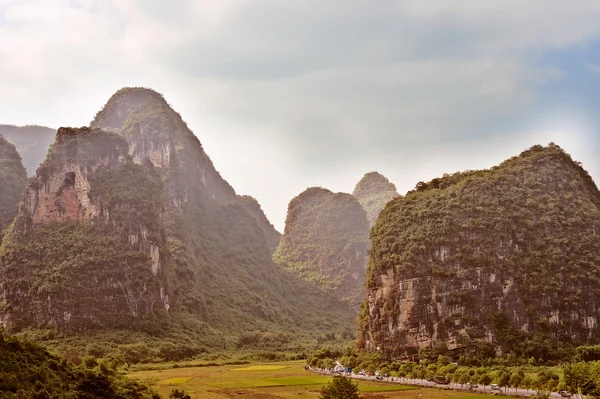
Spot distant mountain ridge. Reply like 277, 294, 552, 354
0, 125, 56, 176
0, 135, 27, 245
274, 172, 400, 309
353, 172, 400, 226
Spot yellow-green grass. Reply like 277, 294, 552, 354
158, 377, 194, 385
231, 365, 289, 371
128, 360, 505, 399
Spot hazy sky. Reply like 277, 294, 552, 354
1, 0, 600, 230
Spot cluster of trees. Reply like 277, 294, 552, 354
0, 333, 159, 398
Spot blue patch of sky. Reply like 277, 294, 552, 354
474, 41, 600, 154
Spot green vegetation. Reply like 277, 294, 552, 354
0, 128, 170, 332
362, 144, 600, 359
232, 365, 289, 371
128, 360, 440, 398
0, 124, 55, 175
319, 375, 362, 399
274, 187, 370, 306
0, 333, 158, 398
236, 194, 282, 254
353, 171, 400, 226
0, 136, 27, 244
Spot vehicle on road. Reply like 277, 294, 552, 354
491, 384, 500, 390
560, 391, 570, 397
376, 375, 384, 380
433, 376, 449, 385
467, 383, 478, 389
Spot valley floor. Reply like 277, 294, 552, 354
127, 360, 499, 399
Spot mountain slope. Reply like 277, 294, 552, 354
89, 87, 352, 336
237, 195, 281, 253
353, 172, 399, 226
0, 136, 27, 245
359, 144, 600, 360
0, 125, 56, 176
274, 187, 370, 307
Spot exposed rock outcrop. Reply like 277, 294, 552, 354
274, 187, 370, 307
0, 125, 56, 176
0, 135, 27, 244
353, 172, 400, 226
360, 144, 600, 359
0, 127, 171, 331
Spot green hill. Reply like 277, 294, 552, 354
360, 144, 600, 361
274, 187, 370, 308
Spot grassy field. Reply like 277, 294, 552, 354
128, 360, 498, 399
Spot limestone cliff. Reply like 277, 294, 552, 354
353, 172, 400, 227
0, 136, 27, 244
0, 125, 56, 176
360, 144, 600, 359
237, 195, 281, 254
274, 187, 370, 307
0, 127, 171, 331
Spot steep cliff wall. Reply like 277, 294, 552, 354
0, 136, 27, 244
274, 187, 370, 307
0, 127, 171, 331
0, 125, 56, 176
353, 172, 400, 227
360, 144, 600, 359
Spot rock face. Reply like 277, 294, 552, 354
0, 136, 27, 244
353, 172, 400, 226
359, 144, 600, 359
237, 195, 281, 254
274, 187, 370, 307
0, 125, 56, 176
0, 127, 170, 330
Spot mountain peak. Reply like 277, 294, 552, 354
90, 87, 184, 134
353, 172, 397, 198
352, 172, 399, 226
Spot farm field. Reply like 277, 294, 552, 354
127, 360, 498, 399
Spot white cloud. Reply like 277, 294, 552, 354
0, 0, 599, 229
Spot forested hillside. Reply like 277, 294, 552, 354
361, 144, 600, 360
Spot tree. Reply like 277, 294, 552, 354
169, 389, 191, 399
319, 376, 362, 399
498, 371, 511, 393
523, 375, 533, 393
510, 372, 523, 393
480, 373, 492, 390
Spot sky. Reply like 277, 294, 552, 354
1, 0, 599, 231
